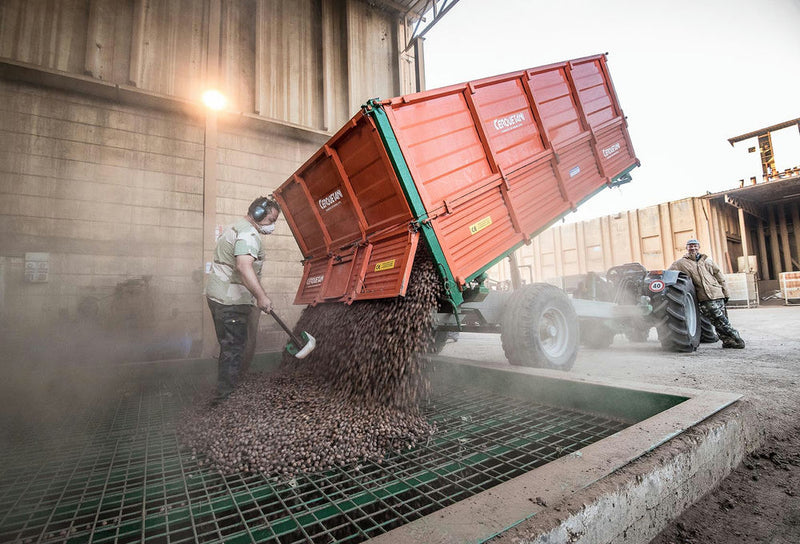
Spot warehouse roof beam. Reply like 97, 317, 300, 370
371, 0, 460, 52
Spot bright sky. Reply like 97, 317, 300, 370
422, 0, 800, 222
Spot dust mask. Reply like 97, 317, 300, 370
257, 223, 275, 235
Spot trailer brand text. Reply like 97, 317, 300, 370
319, 188, 344, 211
492, 112, 525, 132
603, 142, 621, 158
306, 275, 325, 286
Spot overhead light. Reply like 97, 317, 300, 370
202, 89, 226, 111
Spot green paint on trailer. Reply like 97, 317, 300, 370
365, 99, 464, 306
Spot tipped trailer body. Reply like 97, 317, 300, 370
275, 54, 642, 369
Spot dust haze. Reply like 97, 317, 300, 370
0, 261, 201, 448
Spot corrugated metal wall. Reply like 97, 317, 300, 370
491, 197, 722, 284
0, 0, 422, 357
491, 190, 800, 293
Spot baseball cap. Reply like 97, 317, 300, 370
686, 238, 699, 246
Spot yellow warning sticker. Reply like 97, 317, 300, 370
469, 216, 492, 235
374, 259, 396, 272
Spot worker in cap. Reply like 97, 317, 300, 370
669, 238, 745, 348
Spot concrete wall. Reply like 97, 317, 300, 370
0, 77, 321, 355
0, 0, 417, 131
0, 0, 423, 359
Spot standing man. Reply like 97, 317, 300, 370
205, 196, 281, 401
669, 238, 745, 349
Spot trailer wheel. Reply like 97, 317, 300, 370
652, 274, 701, 352
501, 283, 579, 370
700, 315, 719, 343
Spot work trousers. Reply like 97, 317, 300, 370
207, 298, 252, 399
698, 299, 739, 341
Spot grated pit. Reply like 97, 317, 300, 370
0, 371, 630, 544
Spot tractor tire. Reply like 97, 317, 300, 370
581, 320, 615, 349
700, 315, 719, 343
501, 283, 579, 370
652, 273, 701, 352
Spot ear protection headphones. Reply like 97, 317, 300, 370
250, 196, 277, 222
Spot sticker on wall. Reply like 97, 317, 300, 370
24, 253, 49, 283
569, 166, 581, 178
306, 275, 325, 286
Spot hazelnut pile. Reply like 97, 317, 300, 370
180, 251, 443, 478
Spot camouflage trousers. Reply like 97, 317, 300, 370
698, 299, 739, 341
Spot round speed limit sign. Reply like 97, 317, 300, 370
648, 280, 665, 292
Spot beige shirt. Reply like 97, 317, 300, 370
669, 253, 729, 302
205, 218, 265, 305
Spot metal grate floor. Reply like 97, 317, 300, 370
0, 375, 629, 543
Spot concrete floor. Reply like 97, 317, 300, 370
440, 305, 799, 438
431, 304, 800, 543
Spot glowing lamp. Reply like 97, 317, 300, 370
202, 90, 226, 111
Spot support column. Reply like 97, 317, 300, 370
576, 221, 587, 274
321, 0, 336, 131
601, 217, 613, 271
737, 208, 751, 272
202, 0, 222, 358
414, 38, 426, 92
508, 252, 522, 291
792, 203, 800, 271
129, 0, 146, 86
757, 220, 770, 279
554, 226, 564, 280
778, 204, 793, 271
768, 206, 782, 276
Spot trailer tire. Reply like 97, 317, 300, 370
652, 274, 701, 352
501, 283, 579, 370
700, 315, 719, 343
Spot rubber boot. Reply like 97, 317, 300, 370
722, 331, 745, 349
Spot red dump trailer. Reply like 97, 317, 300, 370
274, 54, 640, 369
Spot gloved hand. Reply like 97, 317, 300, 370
724, 297, 729, 305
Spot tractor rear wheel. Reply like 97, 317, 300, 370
652, 274, 701, 352
501, 283, 579, 370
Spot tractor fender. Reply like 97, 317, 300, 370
643, 269, 681, 293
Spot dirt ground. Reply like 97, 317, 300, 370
439, 304, 800, 543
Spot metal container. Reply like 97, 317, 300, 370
275, 54, 638, 306
779, 271, 800, 304
724, 273, 759, 308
